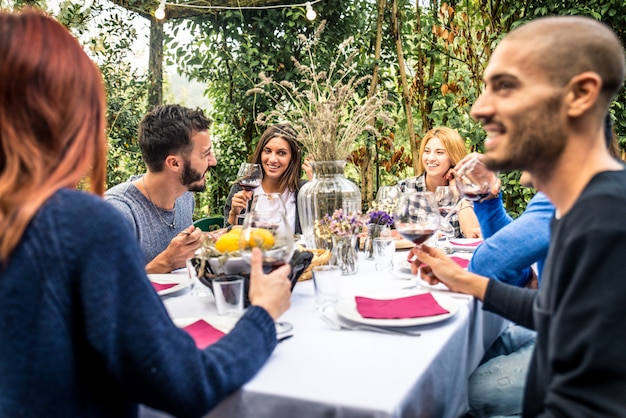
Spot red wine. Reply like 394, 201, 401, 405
462, 192, 490, 201
439, 207, 454, 216
263, 259, 286, 274
397, 228, 437, 245
240, 179, 261, 191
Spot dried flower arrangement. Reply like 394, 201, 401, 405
246, 21, 394, 162
315, 209, 366, 240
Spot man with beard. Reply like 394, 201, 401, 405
106, 104, 216, 273
412, 16, 626, 416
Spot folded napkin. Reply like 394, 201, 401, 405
355, 293, 449, 319
151, 282, 178, 292
449, 239, 483, 247
183, 320, 226, 349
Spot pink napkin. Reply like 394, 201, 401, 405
451, 256, 469, 269
183, 320, 226, 349
151, 282, 178, 292
355, 293, 449, 319
450, 239, 483, 247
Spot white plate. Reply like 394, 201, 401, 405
449, 238, 483, 253
334, 293, 458, 327
173, 316, 238, 333
148, 273, 190, 296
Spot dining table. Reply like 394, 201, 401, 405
141, 246, 508, 418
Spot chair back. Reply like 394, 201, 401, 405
193, 216, 224, 232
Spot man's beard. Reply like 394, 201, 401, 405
483, 94, 567, 175
181, 159, 207, 192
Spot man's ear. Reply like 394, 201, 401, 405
565, 71, 601, 118
164, 155, 181, 171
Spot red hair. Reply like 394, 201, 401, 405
0, 8, 107, 262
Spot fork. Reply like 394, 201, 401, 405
320, 314, 421, 336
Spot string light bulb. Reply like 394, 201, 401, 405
155, 0, 166, 20
305, 2, 316, 20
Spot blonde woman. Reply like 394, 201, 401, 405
398, 126, 481, 238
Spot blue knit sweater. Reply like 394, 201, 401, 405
0, 189, 277, 418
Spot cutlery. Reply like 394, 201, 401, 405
320, 314, 421, 336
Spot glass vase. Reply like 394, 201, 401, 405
330, 235, 359, 275
297, 160, 362, 250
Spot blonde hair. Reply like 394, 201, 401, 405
417, 126, 468, 175
0, 9, 107, 262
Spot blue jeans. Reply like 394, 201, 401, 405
468, 325, 536, 417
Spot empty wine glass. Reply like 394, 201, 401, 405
235, 163, 263, 219
250, 192, 287, 214
393, 191, 440, 290
375, 185, 401, 213
434, 186, 461, 252
454, 155, 498, 201
239, 209, 295, 337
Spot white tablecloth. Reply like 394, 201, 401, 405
141, 251, 507, 418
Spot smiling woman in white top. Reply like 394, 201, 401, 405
224, 124, 307, 233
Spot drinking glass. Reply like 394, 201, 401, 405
434, 186, 461, 251
250, 192, 287, 214
235, 163, 263, 219
454, 155, 498, 201
393, 191, 440, 290
239, 209, 295, 336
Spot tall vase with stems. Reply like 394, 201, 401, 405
297, 161, 362, 250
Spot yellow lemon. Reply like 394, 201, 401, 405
215, 232, 241, 253
247, 228, 275, 250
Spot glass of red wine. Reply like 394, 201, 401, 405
236, 163, 263, 220
454, 155, 498, 201
239, 209, 295, 337
393, 191, 441, 290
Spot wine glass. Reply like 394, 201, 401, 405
434, 186, 461, 252
393, 191, 441, 290
239, 209, 295, 337
235, 163, 263, 219
250, 192, 287, 214
454, 155, 498, 201
375, 185, 401, 213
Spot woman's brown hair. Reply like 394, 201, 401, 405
0, 9, 107, 262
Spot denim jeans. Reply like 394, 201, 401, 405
468, 324, 537, 417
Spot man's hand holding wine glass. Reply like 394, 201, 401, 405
247, 247, 292, 321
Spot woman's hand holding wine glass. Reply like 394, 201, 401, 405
234, 163, 263, 220
394, 191, 441, 290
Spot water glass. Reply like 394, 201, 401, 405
186, 258, 212, 298
213, 275, 245, 316
373, 237, 395, 272
312, 265, 342, 311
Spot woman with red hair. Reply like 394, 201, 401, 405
0, 9, 291, 417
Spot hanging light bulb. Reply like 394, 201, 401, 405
155, 0, 166, 20
305, 2, 317, 21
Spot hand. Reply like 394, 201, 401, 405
302, 156, 313, 181
454, 153, 500, 200
248, 248, 292, 320
230, 190, 253, 216
410, 244, 489, 300
146, 226, 203, 273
